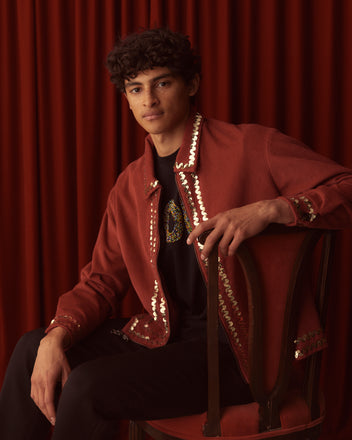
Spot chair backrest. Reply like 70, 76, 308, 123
203, 226, 335, 436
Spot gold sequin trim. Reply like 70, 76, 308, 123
218, 293, 239, 344
175, 114, 206, 251
218, 262, 242, 346
294, 330, 326, 359
294, 329, 322, 344
129, 317, 151, 340
295, 337, 327, 359
144, 178, 159, 195
179, 171, 200, 227
218, 261, 242, 315
151, 280, 159, 321
50, 315, 81, 330
192, 173, 208, 222
129, 317, 139, 331
175, 113, 202, 170
149, 195, 158, 263
151, 281, 169, 334
290, 196, 317, 223
160, 296, 169, 335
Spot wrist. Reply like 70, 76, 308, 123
43, 327, 70, 349
261, 199, 295, 225
273, 198, 295, 224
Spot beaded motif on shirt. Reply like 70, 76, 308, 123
163, 200, 192, 243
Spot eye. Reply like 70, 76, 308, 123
156, 80, 170, 88
130, 87, 141, 94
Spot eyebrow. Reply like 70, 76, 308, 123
125, 73, 174, 88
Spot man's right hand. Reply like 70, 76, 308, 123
30, 327, 71, 426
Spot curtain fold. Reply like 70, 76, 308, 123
1, 1, 351, 439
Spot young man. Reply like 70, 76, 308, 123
1, 28, 352, 440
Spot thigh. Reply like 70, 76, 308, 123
65, 317, 144, 369
59, 338, 208, 422
59, 337, 251, 422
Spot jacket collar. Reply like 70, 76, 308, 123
143, 111, 204, 198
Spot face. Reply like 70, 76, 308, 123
124, 67, 199, 140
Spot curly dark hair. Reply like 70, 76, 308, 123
106, 28, 201, 92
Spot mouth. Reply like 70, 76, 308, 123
142, 112, 163, 121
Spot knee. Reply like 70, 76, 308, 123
18, 328, 45, 348
58, 360, 119, 417
11, 328, 45, 370
59, 363, 96, 407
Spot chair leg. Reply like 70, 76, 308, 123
129, 420, 145, 440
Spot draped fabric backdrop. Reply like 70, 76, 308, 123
0, 0, 351, 439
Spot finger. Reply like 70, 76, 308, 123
220, 223, 251, 256
31, 382, 48, 421
187, 222, 207, 244
44, 381, 56, 424
227, 232, 243, 256
217, 226, 238, 256
43, 380, 57, 425
200, 227, 225, 259
187, 219, 214, 245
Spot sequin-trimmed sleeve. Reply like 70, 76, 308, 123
267, 129, 352, 230
45, 315, 81, 348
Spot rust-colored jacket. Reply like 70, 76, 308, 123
46, 112, 352, 381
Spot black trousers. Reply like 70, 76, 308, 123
0, 318, 252, 440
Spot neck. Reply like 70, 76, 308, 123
151, 134, 181, 157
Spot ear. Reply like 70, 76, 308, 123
188, 74, 200, 97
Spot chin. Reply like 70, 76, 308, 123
143, 122, 168, 135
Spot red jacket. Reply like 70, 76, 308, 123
47, 112, 352, 381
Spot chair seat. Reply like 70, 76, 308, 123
144, 391, 325, 440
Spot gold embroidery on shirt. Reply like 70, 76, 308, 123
164, 199, 183, 243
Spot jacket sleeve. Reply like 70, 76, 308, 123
266, 130, 352, 228
45, 187, 131, 347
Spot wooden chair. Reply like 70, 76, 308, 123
129, 226, 335, 440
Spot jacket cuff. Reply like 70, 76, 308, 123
279, 195, 318, 226
45, 315, 81, 349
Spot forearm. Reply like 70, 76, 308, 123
254, 198, 295, 226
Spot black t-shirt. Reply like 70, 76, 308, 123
153, 149, 207, 340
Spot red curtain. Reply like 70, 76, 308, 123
0, 1, 351, 439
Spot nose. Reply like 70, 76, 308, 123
144, 88, 158, 107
